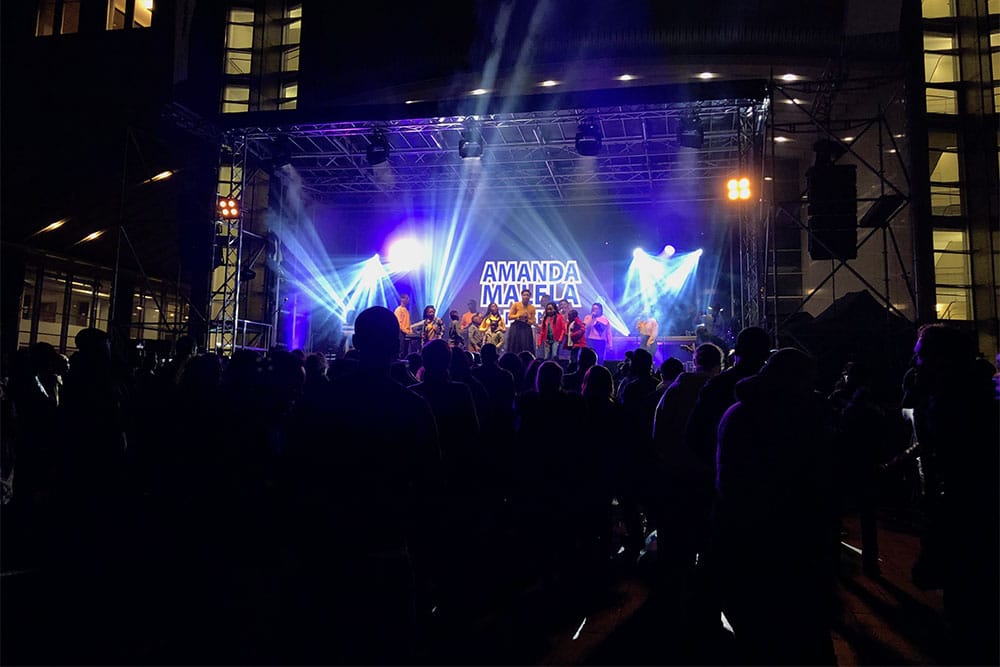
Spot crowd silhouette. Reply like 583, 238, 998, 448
1, 312, 997, 666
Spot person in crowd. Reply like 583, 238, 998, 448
584, 303, 613, 365
715, 348, 838, 665
655, 357, 685, 393
562, 346, 598, 395
498, 352, 525, 394
828, 360, 894, 577
506, 289, 537, 355
564, 308, 587, 364
284, 306, 441, 664
906, 324, 999, 665
470, 343, 517, 441
651, 343, 724, 572
480, 302, 506, 350
537, 302, 566, 361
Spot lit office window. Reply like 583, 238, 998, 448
222, 8, 255, 112
107, 0, 126, 29
279, 83, 298, 110
925, 87, 958, 114
922, 0, 956, 18
36, 0, 80, 36
932, 230, 972, 320
133, 0, 153, 28
222, 85, 250, 114
284, 4, 302, 44
282, 47, 300, 73
61, 0, 80, 33
929, 131, 962, 216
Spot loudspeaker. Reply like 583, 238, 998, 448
807, 164, 857, 261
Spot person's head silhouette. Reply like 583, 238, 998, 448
353, 306, 403, 369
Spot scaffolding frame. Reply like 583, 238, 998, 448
764, 77, 917, 350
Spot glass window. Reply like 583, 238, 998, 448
278, 99, 298, 111
933, 229, 968, 251
283, 19, 301, 45
933, 230, 972, 320
924, 33, 956, 51
922, 0, 955, 18
930, 184, 963, 216
36, 1, 57, 36
925, 87, 958, 114
281, 83, 298, 99
991, 32, 999, 48
224, 85, 250, 102
935, 287, 971, 320
226, 51, 253, 75
282, 46, 300, 72
925, 53, 959, 83
107, 0, 126, 30
133, 0, 153, 28
230, 8, 254, 23
61, 0, 80, 34
227, 22, 254, 49
930, 151, 960, 182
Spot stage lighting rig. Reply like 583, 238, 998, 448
726, 178, 751, 201
575, 118, 602, 156
677, 115, 704, 149
218, 198, 240, 218
459, 126, 484, 158
366, 128, 390, 165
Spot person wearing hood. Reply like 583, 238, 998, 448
714, 347, 838, 665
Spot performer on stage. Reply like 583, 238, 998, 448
584, 302, 613, 365
395, 293, 414, 357
506, 289, 537, 355
466, 312, 485, 353
537, 302, 567, 360
636, 314, 659, 357
417, 305, 444, 345
480, 302, 506, 349
447, 309, 465, 348
565, 308, 587, 364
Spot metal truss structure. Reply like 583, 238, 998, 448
208, 131, 248, 353
238, 99, 767, 209
208, 95, 769, 352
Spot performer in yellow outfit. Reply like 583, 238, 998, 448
480, 302, 506, 349
506, 289, 536, 355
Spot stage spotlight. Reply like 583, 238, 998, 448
459, 127, 484, 159
575, 119, 602, 156
677, 115, 704, 149
726, 178, 751, 201
633, 247, 645, 257
366, 129, 390, 165
218, 198, 239, 218
388, 237, 426, 271
662, 245, 676, 257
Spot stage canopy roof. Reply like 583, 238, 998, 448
228, 79, 769, 210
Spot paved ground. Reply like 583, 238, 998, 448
1, 512, 953, 665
